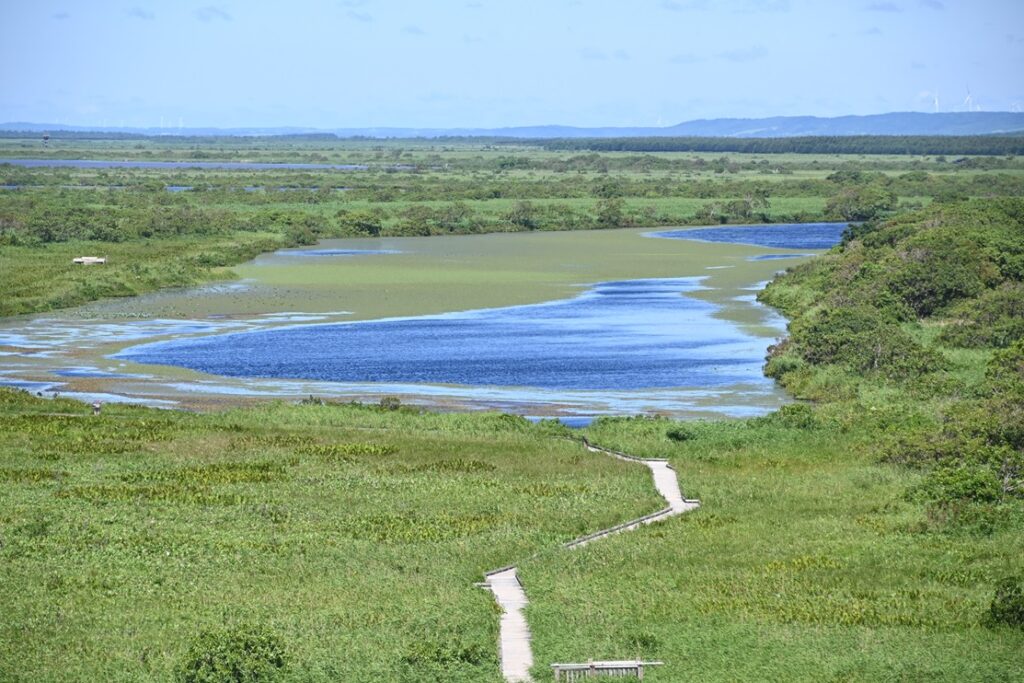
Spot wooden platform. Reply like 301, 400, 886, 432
552, 659, 663, 680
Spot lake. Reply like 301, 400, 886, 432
115, 278, 774, 391
0, 223, 843, 418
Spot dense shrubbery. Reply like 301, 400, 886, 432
987, 577, 1024, 628
764, 198, 1024, 329
762, 201, 1024, 538
177, 624, 287, 683
939, 283, 1024, 348
789, 305, 943, 378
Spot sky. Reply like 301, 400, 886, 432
1, 0, 1022, 129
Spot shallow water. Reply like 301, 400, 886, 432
1, 158, 369, 171
748, 253, 815, 261
273, 248, 399, 257
650, 222, 846, 249
116, 278, 780, 391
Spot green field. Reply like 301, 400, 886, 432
0, 393, 664, 682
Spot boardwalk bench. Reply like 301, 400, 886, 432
551, 660, 663, 680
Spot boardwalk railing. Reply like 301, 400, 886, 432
551, 660, 663, 681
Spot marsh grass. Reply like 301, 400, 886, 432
515, 413, 1024, 681
0, 389, 660, 682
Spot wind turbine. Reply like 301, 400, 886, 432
962, 86, 973, 112
933, 90, 940, 113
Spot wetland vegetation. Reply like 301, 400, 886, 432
3, 135, 1024, 317
1, 136, 1023, 681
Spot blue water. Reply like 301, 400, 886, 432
116, 278, 776, 391
274, 248, 399, 257
54, 367, 130, 378
1, 159, 368, 171
749, 253, 815, 261
650, 222, 846, 249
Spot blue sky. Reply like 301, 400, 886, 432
1, 0, 1022, 128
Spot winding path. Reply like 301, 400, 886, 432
481, 439, 700, 682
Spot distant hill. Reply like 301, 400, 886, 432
3, 112, 1024, 139
657, 112, 1024, 137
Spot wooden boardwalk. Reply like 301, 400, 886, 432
483, 567, 534, 682
481, 438, 700, 682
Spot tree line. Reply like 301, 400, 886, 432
539, 135, 1024, 156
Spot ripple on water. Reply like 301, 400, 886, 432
272, 248, 400, 257
115, 277, 785, 392
649, 222, 847, 250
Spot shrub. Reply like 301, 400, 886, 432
177, 624, 286, 683
939, 284, 1024, 348
378, 396, 402, 411
912, 464, 1003, 504
666, 426, 696, 442
763, 338, 806, 379
986, 576, 1024, 628
881, 231, 998, 317
754, 403, 819, 429
792, 306, 945, 379
825, 183, 897, 221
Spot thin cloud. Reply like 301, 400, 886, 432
865, 2, 901, 11
347, 10, 373, 22
670, 53, 703, 64
51, 11, 70, 20
662, 0, 788, 12
717, 45, 768, 62
920, 0, 944, 8
194, 6, 232, 22
125, 7, 155, 20
861, 26, 883, 35
911, 61, 927, 70
580, 47, 608, 61
402, 24, 425, 35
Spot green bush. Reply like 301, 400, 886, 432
378, 396, 402, 411
177, 624, 286, 683
792, 306, 945, 379
913, 464, 1003, 504
666, 426, 696, 442
987, 576, 1024, 628
753, 403, 819, 429
941, 284, 1024, 348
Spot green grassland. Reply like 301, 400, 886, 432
0, 392, 663, 682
